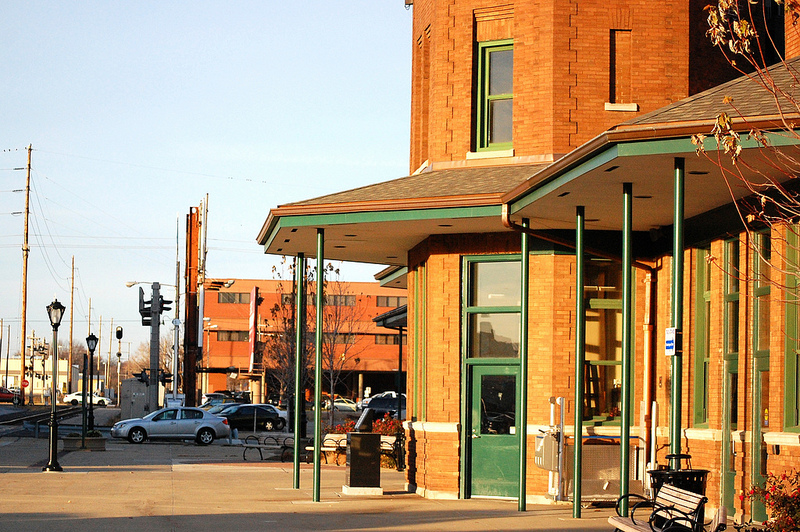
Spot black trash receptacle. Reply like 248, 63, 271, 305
648, 468, 709, 531
648, 468, 709, 496
346, 432, 381, 488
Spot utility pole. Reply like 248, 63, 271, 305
173, 217, 181, 403
19, 144, 31, 400
69, 256, 74, 393
183, 206, 200, 406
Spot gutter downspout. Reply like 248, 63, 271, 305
502, 204, 658, 511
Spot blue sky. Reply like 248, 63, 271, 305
0, 2, 412, 359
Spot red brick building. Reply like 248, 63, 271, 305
202, 278, 406, 402
257, 0, 794, 524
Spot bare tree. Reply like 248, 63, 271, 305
691, 0, 800, 294
321, 265, 369, 428
263, 257, 314, 410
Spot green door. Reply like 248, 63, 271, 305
469, 365, 519, 498
721, 362, 738, 514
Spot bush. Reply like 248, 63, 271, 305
327, 413, 403, 435
738, 470, 800, 531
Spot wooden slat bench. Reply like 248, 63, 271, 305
608, 484, 711, 532
305, 434, 347, 464
241, 435, 295, 461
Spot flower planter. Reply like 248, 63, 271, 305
61, 436, 106, 451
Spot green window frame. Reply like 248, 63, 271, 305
476, 40, 513, 151
723, 238, 740, 431
785, 227, 800, 431
693, 247, 711, 427
462, 255, 522, 360
754, 231, 771, 361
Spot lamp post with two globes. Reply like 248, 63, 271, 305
43, 298, 65, 472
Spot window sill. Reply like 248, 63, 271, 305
466, 148, 515, 160
604, 102, 639, 112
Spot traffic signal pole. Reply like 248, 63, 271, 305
148, 283, 161, 413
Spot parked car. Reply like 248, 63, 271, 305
198, 396, 239, 410
358, 391, 403, 411
111, 406, 230, 445
206, 402, 242, 415
257, 403, 287, 423
62, 392, 113, 407
333, 398, 357, 411
219, 404, 284, 431
365, 395, 406, 420
0, 386, 21, 405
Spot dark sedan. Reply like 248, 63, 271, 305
219, 404, 285, 431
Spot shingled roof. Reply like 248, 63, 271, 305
280, 163, 548, 208
620, 56, 800, 127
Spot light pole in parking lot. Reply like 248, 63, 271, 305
86, 333, 98, 432
43, 298, 65, 472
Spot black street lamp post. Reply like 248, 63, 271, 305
43, 298, 65, 472
87, 333, 98, 432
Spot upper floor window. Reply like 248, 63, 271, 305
477, 40, 513, 151
327, 294, 356, 307
217, 330, 249, 342
376, 295, 407, 308
218, 292, 250, 304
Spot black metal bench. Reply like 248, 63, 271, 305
241, 435, 295, 461
608, 483, 725, 532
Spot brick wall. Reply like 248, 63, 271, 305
408, 0, 736, 172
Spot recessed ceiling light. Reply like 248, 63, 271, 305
284, 239, 290, 243
689, 170, 709, 175
439, 224, 453, 227
277, 248, 283, 252
387, 255, 398, 259
586, 218, 600, 222
344, 234, 357, 237
334, 245, 346, 249
558, 191, 570, 197
634, 195, 653, 199
604, 165, 620, 172
290, 228, 298, 233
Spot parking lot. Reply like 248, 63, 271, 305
0, 407, 613, 531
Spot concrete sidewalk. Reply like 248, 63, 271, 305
0, 430, 613, 531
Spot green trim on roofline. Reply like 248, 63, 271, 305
379, 267, 408, 287
263, 205, 502, 251
509, 132, 800, 215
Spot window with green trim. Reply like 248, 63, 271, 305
464, 258, 521, 358
476, 40, 513, 151
724, 238, 740, 430
694, 247, 711, 427
583, 259, 625, 423
754, 231, 771, 359
786, 227, 800, 430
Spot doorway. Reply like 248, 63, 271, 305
468, 364, 519, 498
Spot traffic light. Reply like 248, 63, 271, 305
138, 287, 152, 326
159, 296, 172, 314
159, 371, 173, 386
134, 370, 149, 385
116, 326, 123, 340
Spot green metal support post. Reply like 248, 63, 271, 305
293, 253, 305, 489
620, 183, 633, 515
670, 158, 685, 468
573, 206, 586, 518
518, 218, 530, 511
313, 230, 324, 502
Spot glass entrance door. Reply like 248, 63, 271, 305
469, 365, 519, 498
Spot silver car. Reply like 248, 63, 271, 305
111, 406, 231, 445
